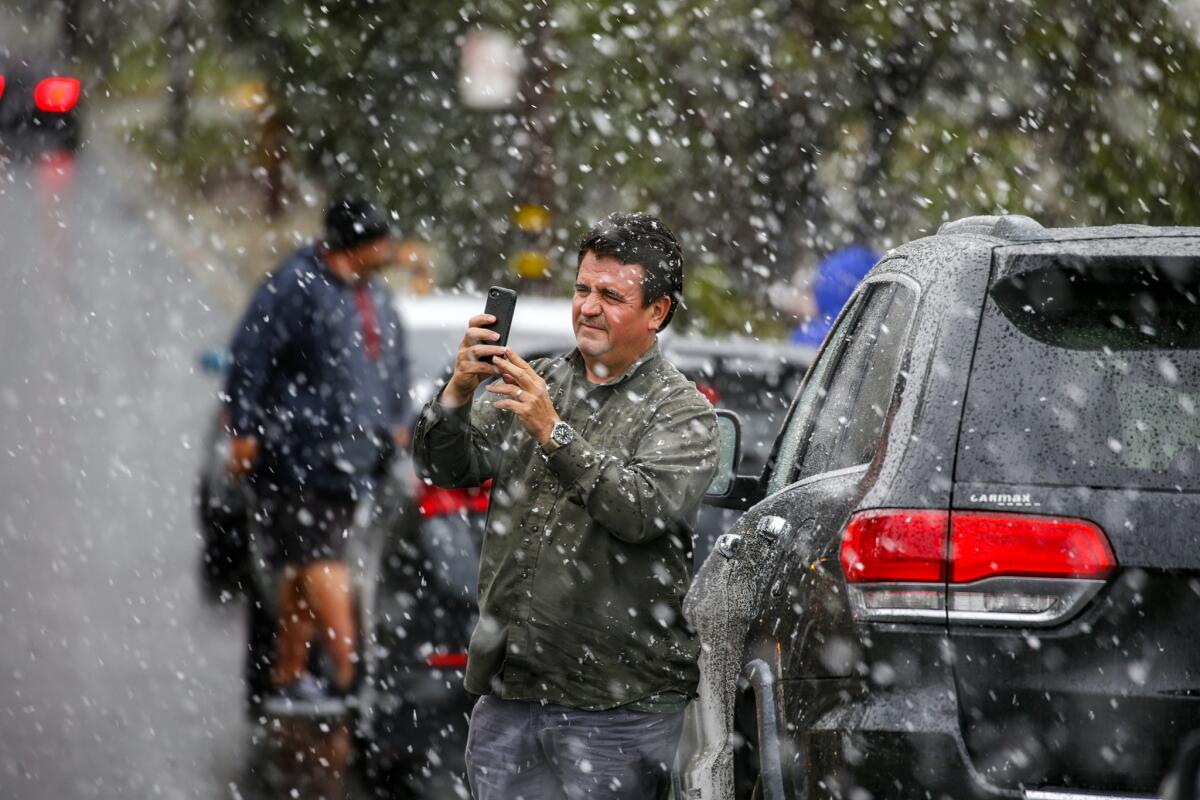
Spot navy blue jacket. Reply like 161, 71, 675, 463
225, 245, 412, 496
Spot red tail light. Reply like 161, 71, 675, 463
34, 77, 80, 113
417, 481, 490, 518
951, 512, 1115, 583
0, 75, 6, 100
840, 509, 947, 583
696, 383, 721, 406
839, 509, 1116, 626
424, 651, 468, 669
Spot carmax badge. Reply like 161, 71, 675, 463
968, 492, 1040, 508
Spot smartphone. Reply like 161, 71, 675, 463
480, 286, 518, 363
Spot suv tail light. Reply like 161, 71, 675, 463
34, 77, 80, 113
0, 75, 6, 100
417, 481, 490, 518
840, 509, 1116, 626
424, 651, 468, 669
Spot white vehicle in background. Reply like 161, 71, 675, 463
396, 289, 577, 408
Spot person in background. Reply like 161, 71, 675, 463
225, 196, 412, 709
790, 244, 878, 347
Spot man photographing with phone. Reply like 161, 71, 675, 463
413, 212, 719, 799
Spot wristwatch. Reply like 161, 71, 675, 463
541, 421, 576, 454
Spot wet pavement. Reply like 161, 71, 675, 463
0, 131, 377, 798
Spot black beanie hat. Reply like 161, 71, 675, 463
323, 196, 392, 251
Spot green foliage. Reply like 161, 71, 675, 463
89, 26, 254, 101
682, 261, 793, 338
96, 36, 169, 99
130, 117, 258, 190
204, 0, 1200, 334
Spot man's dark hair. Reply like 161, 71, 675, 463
576, 212, 684, 330
323, 195, 392, 251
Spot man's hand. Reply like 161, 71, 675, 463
226, 435, 259, 480
486, 350, 560, 445
440, 314, 508, 408
392, 425, 411, 449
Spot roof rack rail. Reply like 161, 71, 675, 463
937, 214, 1045, 241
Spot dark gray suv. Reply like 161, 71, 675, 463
681, 215, 1200, 799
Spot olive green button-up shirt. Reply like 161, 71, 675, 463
412, 340, 719, 711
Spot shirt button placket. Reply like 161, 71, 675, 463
516, 478, 546, 667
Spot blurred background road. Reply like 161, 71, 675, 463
0, 134, 245, 799
0, 114, 377, 799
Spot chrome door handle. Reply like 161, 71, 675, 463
716, 533, 744, 559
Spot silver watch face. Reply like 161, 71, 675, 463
552, 422, 574, 447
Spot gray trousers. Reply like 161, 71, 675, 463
465, 695, 685, 800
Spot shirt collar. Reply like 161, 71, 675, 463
568, 339, 661, 388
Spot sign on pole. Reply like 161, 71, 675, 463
460, 30, 523, 110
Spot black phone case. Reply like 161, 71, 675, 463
481, 286, 518, 362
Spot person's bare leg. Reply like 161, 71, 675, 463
302, 560, 357, 691
272, 565, 316, 686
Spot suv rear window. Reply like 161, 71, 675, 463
958, 255, 1200, 491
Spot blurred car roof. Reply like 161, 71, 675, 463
660, 333, 816, 374
394, 293, 817, 410
396, 290, 574, 342
395, 291, 576, 407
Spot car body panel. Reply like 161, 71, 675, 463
947, 237, 1200, 794
678, 220, 1200, 800
790, 676, 1012, 799
682, 263, 942, 798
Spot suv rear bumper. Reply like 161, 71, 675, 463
801, 725, 1014, 799
786, 678, 1166, 800
1024, 792, 1160, 800
804, 726, 1162, 800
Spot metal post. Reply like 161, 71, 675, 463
743, 658, 786, 800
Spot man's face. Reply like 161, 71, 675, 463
573, 252, 663, 364
347, 238, 394, 274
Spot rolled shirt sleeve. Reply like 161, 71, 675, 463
545, 390, 719, 545
412, 389, 507, 489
